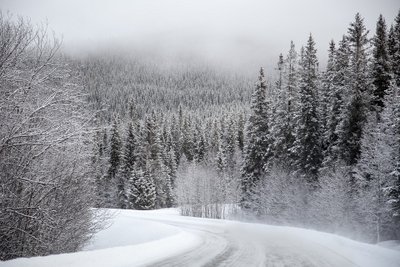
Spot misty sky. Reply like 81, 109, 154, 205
1, 0, 399, 72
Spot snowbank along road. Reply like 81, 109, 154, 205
2, 209, 400, 267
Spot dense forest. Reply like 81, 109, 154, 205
1, 9, 400, 261
87, 12, 400, 243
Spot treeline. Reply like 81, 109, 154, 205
0, 13, 103, 260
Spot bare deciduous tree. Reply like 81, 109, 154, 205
0, 13, 103, 260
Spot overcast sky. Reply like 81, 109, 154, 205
1, 0, 399, 72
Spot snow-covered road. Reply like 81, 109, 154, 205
2, 209, 400, 267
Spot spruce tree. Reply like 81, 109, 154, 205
388, 25, 396, 61
270, 42, 297, 169
144, 112, 169, 208
337, 13, 370, 166
293, 34, 322, 182
108, 119, 122, 206
181, 116, 194, 162
122, 122, 138, 176
372, 15, 392, 109
170, 114, 182, 164
323, 36, 350, 166
320, 40, 336, 153
225, 117, 237, 170
237, 113, 245, 152
129, 163, 156, 210
285, 41, 299, 114
241, 67, 273, 210
390, 10, 400, 86
117, 122, 139, 208
216, 137, 228, 174
194, 122, 206, 162
108, 119, 122, 179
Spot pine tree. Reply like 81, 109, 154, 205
293, 34, 322, 182
241, 67, 273, 210
271, 44, 299, 169
144, 112, 169, 208
194, 122, 206, 162
118, 122, 139, 208
390, 10, 400, 86
181, 116, 194, 162
129, 163, 156, 210
323, 36, 350, 166
372, 15, 392, 109
225, 117, 237, 170
170, 114, 182, 164
108, 119, 122, 179
216, 137, 228, 174
144, 112, 162, 162
320, 40, 336, 153
108, 119, 122, 206
337, 13, 370, 166
237, 113, 245, 152
285, 41, 299, 114
388, 25, 396, 61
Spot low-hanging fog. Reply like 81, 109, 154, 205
2, 0, 400, 262
1, 0, 398, 73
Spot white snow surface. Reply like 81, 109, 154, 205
2, 208, 400, 267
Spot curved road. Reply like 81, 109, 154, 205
138, 214, 400, 267
2, 210, 399, 267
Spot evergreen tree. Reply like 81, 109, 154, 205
170, 114, 182, 164
143, 112, 169, 208
108, 119, 122, 179
216, 137, 228, 174
320, 40, 336, 152
390, 10, 400, 86
194, 122, 206, 162
372, 15, 392, 109
271, 44, 299, 169
293, 34, 322, 182
181, 116, 195, 161
108, 119, 122, 206
225, 117, 237, 170
129, 163, 156, 210
122, 122, 139, 174
237, 113, 245, 152
118, 122, 139, 208
241, 67, 273, 210
285, 41, 299, 114
323, 36, 350, 166
337, 13, 370, 166
388, 25, 396, 61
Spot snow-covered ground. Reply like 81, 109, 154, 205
2, 208, 400, 267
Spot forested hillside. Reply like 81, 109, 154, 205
86, 12, 400, 243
